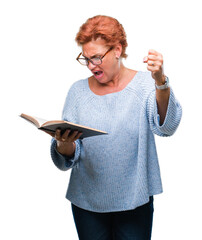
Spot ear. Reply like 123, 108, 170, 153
114, 43, 122, 59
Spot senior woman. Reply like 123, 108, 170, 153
50, 15, 182, 240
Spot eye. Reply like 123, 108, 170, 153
79, 58, 88, 65
91, 57, 101, 64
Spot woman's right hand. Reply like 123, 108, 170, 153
45, 129, 82, 157
55, 129, 82, 156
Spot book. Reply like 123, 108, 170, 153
20, 113, 107, 139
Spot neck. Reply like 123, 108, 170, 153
104, 62, 126, 88
89, 62, 137, 96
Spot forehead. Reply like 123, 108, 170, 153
82, 39, 108, 57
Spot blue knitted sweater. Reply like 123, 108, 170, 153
50, 71, 182, 213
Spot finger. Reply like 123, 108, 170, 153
147, 60, 162, 68
148, 49, 159, 56
144, 52, 162, 63
148, 51, 163, 63
147, 54, 159, 61
143, 56, 148, 63
74, 131, 83, 141
61, 129, 71, 141
147, 60, 155, 66
69, 131, 83, 141
68, 130, 80, 141
55, 129, 62, 140
147, 64, 160, 72
76, 132, 83, 139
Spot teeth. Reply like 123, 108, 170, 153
94, 71, 103, 76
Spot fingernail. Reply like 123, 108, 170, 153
143, 56, 148, 63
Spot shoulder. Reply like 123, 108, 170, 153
128, 71, 155, 95
62, 78, 89, 118
64, 78, 93, 108
69, 78, 89, 93
135, 71, 154, 87
65, 78, 89, 99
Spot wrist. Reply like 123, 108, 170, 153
56, 141, 75, 156
155, 75, 166, 86
155, 76, 170, 90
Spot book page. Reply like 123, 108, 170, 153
20, 113, 48, 128
42, 120, 65, 127
33, 116, 48, 127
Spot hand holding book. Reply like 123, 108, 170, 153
20, 113, 107, 157
43, 128, 82, 157
20, 113, 107, 139
51, 128, 82, 157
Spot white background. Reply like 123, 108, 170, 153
1, 0, 202, 239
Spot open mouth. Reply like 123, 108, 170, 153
93, 71, 104, 80
94, 71, 103, 76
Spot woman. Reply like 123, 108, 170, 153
50, 15, 182, 240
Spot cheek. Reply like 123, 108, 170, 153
102, 65, 115, 79
103, 58, 117, 74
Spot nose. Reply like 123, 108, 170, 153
87, 61, 96, 70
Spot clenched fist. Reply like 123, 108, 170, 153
143, 49, 166, 86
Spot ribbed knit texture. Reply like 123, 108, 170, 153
50, 71, 182, 213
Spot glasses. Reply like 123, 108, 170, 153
76, 47, 113, 66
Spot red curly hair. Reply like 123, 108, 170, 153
75, 15, 128, 58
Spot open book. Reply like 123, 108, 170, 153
20, 113, 107, 139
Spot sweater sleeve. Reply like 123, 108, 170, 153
50, 138, 81, 171
147, 87, 182, 137
50, 82, 82, 171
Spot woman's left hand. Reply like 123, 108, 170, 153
143, 49, 166, 85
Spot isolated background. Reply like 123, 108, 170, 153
1, 0, 202, 239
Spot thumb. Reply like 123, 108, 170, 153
143, 56, 148, 63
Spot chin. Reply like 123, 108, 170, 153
93, 74, 107, 84
97, 78, 110, 85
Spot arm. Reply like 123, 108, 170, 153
144, 49, 170, 125
54, 129, 82, 157
50, 138, 81, 171
144, 50, 182, 136
155, 83, 170, 125
147, 87, 182, 137
49, 82, 83, 170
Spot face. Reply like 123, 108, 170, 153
82, 38, 122, 84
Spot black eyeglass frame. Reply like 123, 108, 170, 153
76, 47, 113, 66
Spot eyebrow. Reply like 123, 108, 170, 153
82, 53, 102, 59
